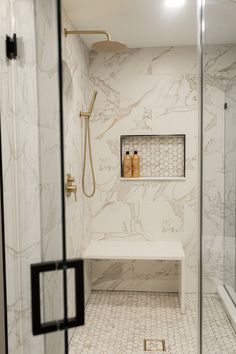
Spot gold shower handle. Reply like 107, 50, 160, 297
67, 185, 77, 201
67, 175, 75, 183
66, 174, 77, 201
80, 90, 98, 118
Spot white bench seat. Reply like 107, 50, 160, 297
83, 240, 186, 314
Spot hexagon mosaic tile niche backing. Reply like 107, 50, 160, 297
121, 135, 185, 178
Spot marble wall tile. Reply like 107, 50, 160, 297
0, 0, 76, 352
151, 46, 197, 75
34, 3, 68, 352
1, 118, 17, 193
3, 190, 22, 354
0, 0, 45, 352
61, 8, 93, 340
1, 1, 93, 352
38, 127, 61, 184
13, 1, 38, 125
204, 45, 236, 90
16, 120, 40, 187
39, 180, 62, 241
34, 0, 60, 131
89, 48, 154, 78
224, 235, 236, 289
202, 235, 224, 293
223, 78, 236, 291
92, 259, 178, 292
202, 44, 236, 293
88, 46, 198, 293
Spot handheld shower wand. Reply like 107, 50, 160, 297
80, 91, 97, 198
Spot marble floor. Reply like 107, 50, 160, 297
69, 291, 236, 354
202, 294, 236, 353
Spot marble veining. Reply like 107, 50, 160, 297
88, 46, 198, 293
202, 44, 236, 293
0, 0, 45, 353
223, 76, 236, 293
61, 8, 93, 340
1, 2, 236, 353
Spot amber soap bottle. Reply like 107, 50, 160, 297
132, 151, 140, 177
123, 151, 132, 178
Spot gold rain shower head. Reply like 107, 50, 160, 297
64, 29, 127, 53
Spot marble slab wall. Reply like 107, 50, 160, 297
34, 1, 66, 352
0, 0, 44, 353
61, 8, 93, 338
202, 44, 236, 293
88, 46, 198, 293
0, 1, 93, 351
224, 78, 236, 293
0, 0, 86, 353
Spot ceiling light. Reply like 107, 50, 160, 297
164, 0, 186, 7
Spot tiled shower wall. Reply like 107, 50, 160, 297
203, 44, 236, 293
224, 74, 236, 293
61, 8, 93, 333
0, 0, 44, 353
88, 45, 236, 295
0, 1, 94, 353
34, 1, 66, 352
89, 46, 199, 292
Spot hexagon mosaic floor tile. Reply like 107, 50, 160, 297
69, 291, 236, 354
202, 294, 236, 353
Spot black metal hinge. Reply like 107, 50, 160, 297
6, 34, 17, 60
224, 102, 228, 110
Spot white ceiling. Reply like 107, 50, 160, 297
204, 1, 236, 45
62, 0, 236, 49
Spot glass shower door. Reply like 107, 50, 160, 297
224, 87, 236, 304
201, 0, 236, 353
0, 0, 84, 353
33, 1, 67, 351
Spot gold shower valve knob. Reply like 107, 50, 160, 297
66, 174, 77, 201
67, 185, 77, 193
67, 175, 75, 183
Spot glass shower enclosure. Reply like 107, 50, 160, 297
201, 0, 236, 352
224, 84, 236, 305
0, 0, 84, 353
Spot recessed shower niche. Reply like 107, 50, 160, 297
120, 135, 186, 180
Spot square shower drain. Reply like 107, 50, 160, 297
144, 339, 166, 352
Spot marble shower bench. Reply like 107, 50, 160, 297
83, 240, 186, 314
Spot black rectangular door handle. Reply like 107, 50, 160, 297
31, 259, 84, 335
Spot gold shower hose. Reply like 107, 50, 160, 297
80, 91, 97, 198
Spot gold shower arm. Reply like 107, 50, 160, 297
80, 91, 98, 118
64, 29, 111, 41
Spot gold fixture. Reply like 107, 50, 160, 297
64, 28, 127, 53
80, 91, 97, 118
64, 29, 111, 41
144, 339, 166, 352
80, 92, 97, 198
65, 174, 77, 201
